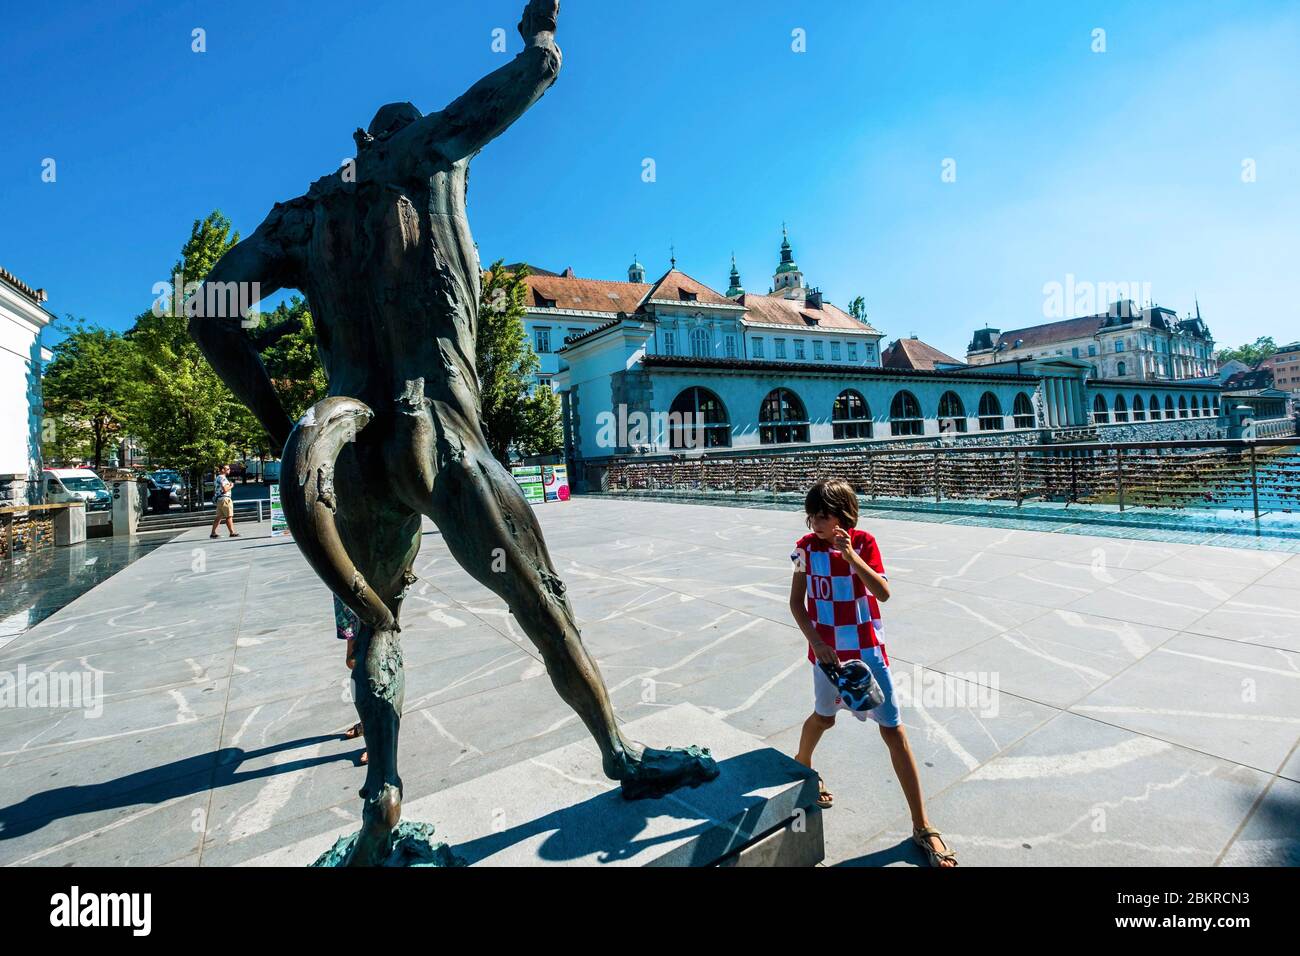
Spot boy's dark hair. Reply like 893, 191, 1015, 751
804, 478, 859, 529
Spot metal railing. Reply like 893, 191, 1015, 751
604, 436, 1300, 521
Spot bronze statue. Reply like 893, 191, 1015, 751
189, 0, 716, 866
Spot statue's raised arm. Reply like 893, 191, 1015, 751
425, 0, 562, 161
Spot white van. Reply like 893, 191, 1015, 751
42, 468, 113, 527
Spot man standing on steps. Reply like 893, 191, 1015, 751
209, 464, 238, 539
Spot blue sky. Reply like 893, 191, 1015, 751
2, 0, 1297, 358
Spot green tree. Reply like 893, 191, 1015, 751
41, 319, 137, 468
847, 296, 868, 322
256, 297, 327, 421
1216, 336, 1276, 367
476, 260, 559, 463
517, 384, 562, 458
129, 211, 244, 504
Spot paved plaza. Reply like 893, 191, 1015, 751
0, 497, 1297, 866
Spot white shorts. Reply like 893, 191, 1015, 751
811, 648, 900, 728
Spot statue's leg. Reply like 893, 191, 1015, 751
334, 467, 421, 866
284, 400, 422, 865
412, 428, 718, 799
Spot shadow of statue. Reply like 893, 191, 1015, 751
0, 733, 351, 843
446, 749, 816, 866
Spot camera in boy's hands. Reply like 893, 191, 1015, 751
818, 658, 885, 712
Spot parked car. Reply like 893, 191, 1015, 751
41, 468, 113, 527
143, 475, 182, 513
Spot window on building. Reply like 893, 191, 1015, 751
938, 391, 968, 432
889, 390, 923, 436
1088, 344, 1097, 357
567, 327, 584, 344
977, 392, 1003, 430
1149, 394, 1161, 420
725, 334, 737, 358
536, 376, 553, 392
1178, 395, 1188, 418
832, 390, 872, 440
752, 337, 764, 358
1114, 394, 1129, 422
865, 344, 875, 361
1072, 347, 1080, 358
848, 342, 859, 362
794, 339, 806, 360
775, 339, 787, 359
759, 388, 810, 444
813, 340, 824, 361
663, 331, 675, 355
1116, 340, 1125, 352
1012, 392, 1035, 428
690, 327, 709, 358
668, 387, 731, 449
534, 327, 552, 353
830, 341, 841, 362
1201, 395, 1211, 416
1092, 394, 1109, 424
1164, 395, 1175, 418
1132, 395, 1146, 421
1117, 360, 1126, 377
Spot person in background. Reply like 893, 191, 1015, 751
209, 464, 238, 539
335, 595, 367, 766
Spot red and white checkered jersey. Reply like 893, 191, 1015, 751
790, 529, 887, 664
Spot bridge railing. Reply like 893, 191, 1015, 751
603, 436, 1300, 520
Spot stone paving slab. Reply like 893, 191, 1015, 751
1, 496, 1297, 866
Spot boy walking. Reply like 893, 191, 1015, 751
789, 479, 956, 867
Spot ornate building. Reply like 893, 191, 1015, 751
520, 229, 885, 390
967, 300, 1215, 381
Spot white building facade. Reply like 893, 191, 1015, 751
0, 266, 54, 506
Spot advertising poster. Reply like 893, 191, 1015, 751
543, 464, 570, 503
511, 465, 544, 505
269, 483, 291, 537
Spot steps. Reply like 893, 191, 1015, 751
137, 501, 266, 533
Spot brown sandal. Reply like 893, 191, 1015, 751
913, 825, 958, 867
816, 777, 834, 809
344, 722, 363, 739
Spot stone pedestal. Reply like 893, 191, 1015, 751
111, 479, 142, 536
244, 703, 824, 867
53, 502, 85, 546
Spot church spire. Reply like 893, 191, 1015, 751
772, 223, 804, 294
725, 252, 744, 297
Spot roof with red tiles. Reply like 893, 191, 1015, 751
0, 265, 47, 305
734, 291, 877, 333
882, 337, 963, 370
523, 274, 651, 313
642, 268, 738, 307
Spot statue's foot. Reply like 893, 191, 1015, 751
617, 744, 719, 801
345, 782, 401, 866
